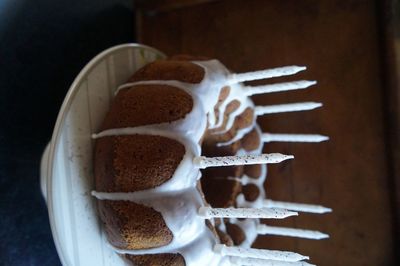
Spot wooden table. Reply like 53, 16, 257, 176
135, 1, 399, 265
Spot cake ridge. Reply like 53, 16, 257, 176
94, 59, 236, 265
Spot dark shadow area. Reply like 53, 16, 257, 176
0, 1, 135, 265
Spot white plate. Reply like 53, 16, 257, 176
41, 44, 166, 266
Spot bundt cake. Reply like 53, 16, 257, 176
91, 55, 331, 266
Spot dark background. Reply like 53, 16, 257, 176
0, 1, 134, 265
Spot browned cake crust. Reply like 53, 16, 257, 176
225, 222, 246, 246
200, 86, 259, 212
212, 86, 231, 126
215, 228, 234, 247
95, 135, 185, 192
98, 201, 173, 249
242, 184, 260, 202
125, 253, 186, 266
204, 218, 234, 247
129, 60, 205, 84
101, 85, 193, 130
241, 128, 261, 152
206, 107, 255, 144
202, 107, 246, 180
201, 178, 241, 208
208, 100, 241, 134
244, 164, 262, 179
202, 164, 243, 180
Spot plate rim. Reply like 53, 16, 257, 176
46, 43, 166, 265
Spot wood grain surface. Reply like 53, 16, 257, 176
136, 0, 396, 265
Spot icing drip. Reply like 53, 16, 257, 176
220, 125, 268, 248
210, 83, 254, 131
92, 58, 323, 265
92, 188, 207, 255
93, 59, 253, 265
94, 128, 200, 192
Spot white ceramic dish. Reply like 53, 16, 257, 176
40, 44, 166, 266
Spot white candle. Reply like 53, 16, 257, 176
255, 102, 322, 116
230, 257, 316, 266
257, 224, 329, 240
227, 66, 306, 84
198, 207, 298, 219
264, 199, 332, 214
214, 244, 309, 262
261, 133, 329, 143
244, 80, 316, 96
193, 153, 294, 169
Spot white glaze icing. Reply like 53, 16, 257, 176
179, 229, 231, 266
113, 60, 230, 130
93, 59, 254, 265
93, 128, 200, 192
210, 83, 253, 132
92, 188, 206, 254
92, 58, 323, 265
217, 124, 267, 248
